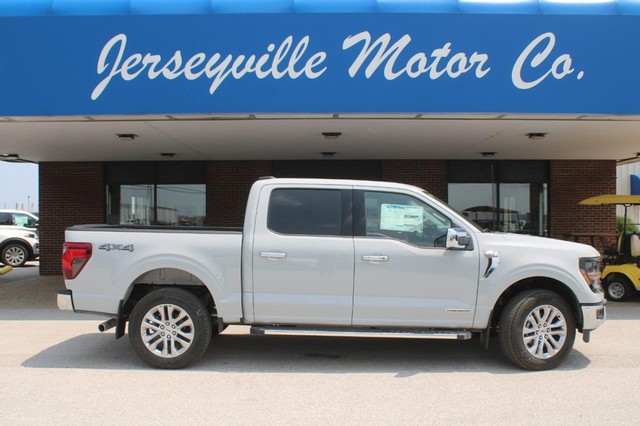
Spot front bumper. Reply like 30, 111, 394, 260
57, 290, 75, 312
581, 299, 607, 331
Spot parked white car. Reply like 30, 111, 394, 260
0, 226, 39, 267
0, 209, 39, 233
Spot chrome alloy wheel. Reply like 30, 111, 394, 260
522, 304, 567, 359
140, 304, 195, 358
4, 246, 26, 266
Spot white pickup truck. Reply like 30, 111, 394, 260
58, 178, 606, 370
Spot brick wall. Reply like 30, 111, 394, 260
37, 159, 616, 275
381, 160, 448, 200
39, 162, 105, 275
549, 160, 617, 242
206, 161, 273, 227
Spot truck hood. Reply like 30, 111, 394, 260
475, 232, 600, 258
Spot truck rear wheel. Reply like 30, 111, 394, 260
603, 274, 634, 301
499, 289, 575, 371
128, 288, 212, 369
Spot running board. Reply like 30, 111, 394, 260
250, 326, 472, 340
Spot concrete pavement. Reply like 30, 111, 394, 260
1, 270, 640, 425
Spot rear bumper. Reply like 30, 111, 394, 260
581, 300, 607, 331
57, 290, 75, 312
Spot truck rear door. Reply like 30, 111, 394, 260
251, 185, 354, 325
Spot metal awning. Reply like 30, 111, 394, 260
0, 0, 639, 16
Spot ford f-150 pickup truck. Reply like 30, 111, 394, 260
57, 178, 606, 370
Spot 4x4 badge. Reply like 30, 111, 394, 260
98, 243, 134, 252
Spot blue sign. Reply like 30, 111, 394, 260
0, 13, 638, 115
632, 175, 640, 195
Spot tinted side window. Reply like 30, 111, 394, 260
268, 189, 343, 236
0, 213, 11, 225
362, 191, 453, 248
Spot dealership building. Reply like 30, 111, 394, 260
0, 0, 638, 275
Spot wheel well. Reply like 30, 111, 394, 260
119, 268, 217, 321
603, 272, 631, 285
491, 277, 582, 330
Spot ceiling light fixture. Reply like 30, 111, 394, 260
526, 132, 547, 140
0, 153, 20, 159
321, 152, 336, 158
160, 153, 176, 158
116, 133, 138, 141
322, 132, 342, 140
481, 152, 496, 158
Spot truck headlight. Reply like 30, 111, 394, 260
580, 257, 602, 294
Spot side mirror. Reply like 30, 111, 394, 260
446, 228, 472, 250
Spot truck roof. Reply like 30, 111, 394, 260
254, 177, 429, 194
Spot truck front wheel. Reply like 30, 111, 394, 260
499, 290, 576, 371
128, 288, 212, 369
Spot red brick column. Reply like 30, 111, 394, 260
381, 160, 448, 201
549, 160, 616, 240
39, 162, 105, 275
206, 161, 273, 227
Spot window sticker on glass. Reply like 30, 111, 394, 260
14, 215, 28, 227
380, 204, 423, 232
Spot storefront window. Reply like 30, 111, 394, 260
106, 162, 205, 226
449, 183, 547, 235
448, 161, 548, 236
119, 184, 154, 225
157, 184, 205, 226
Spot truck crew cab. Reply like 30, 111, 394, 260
58, 178, 606, 370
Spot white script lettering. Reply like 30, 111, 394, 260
91, 34, 327, 100
342, 31, 490, 80
512, 32, 581, 90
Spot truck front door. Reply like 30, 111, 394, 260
352, 190, 480, 328
251, 186, 354, 325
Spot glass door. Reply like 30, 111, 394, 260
119, 184, 154, 225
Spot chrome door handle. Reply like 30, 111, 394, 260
362, 255, 389, 262
260, 251, 287, 260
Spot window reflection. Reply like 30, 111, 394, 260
107, 184, 205, 226
117, 184, 154, 225
157, 185, 205, 226
449, 183, 547, 236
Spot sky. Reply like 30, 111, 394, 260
0, 162, 38, 212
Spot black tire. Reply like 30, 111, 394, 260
603, 274, 634, 302
499, 289, 576, 371
1, 243, 29, 267
128, 288, 212, 369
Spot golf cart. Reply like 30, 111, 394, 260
579, 194, 640, 301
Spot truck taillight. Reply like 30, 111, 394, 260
62, 242, 92, 279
